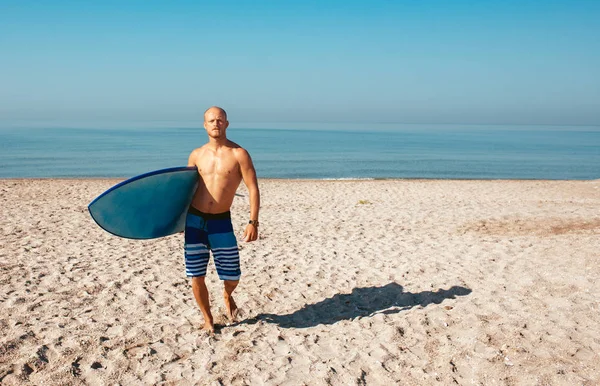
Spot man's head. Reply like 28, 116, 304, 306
203, 106, 229, 139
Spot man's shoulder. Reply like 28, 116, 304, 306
226, 140, 243, 150
191, 144, 209, 154
227, 141, 249, 155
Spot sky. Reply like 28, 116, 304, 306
1, 0, 599, 127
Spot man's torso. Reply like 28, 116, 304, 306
190, 141, 243, 214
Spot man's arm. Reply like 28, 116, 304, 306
237, 148, 260, 242
187, 149, 198, 167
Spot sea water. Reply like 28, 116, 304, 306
0, 124, 599, 179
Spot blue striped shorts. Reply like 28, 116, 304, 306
184, 208, 241, 281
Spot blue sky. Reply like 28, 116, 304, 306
1, 0, 599, 127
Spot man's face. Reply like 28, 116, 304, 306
204, 108, 229, 138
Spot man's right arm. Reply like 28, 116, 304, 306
187, 149, 198, 167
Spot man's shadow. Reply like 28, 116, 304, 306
238, 283, 471, 329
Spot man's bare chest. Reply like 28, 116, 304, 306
197, 155, 240, 178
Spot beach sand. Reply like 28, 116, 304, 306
1, 178, 599, 385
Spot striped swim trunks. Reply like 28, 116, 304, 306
184, 207, 241, 281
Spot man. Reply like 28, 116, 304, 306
185, 106, 260, 334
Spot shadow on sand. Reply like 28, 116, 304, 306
237, 283, 471, 329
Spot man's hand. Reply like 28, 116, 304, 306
243, 224, 258, 242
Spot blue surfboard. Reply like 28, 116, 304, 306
88, 166, 199, 239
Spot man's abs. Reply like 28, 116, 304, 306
190, 174, 242, 213
189, 144, 243, 213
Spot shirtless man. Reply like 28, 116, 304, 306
185, 106, 260, 333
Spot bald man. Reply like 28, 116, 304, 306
185, 106, 260, 333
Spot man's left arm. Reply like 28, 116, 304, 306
238, 149, 260, 242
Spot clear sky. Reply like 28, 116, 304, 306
1, 0, 599, 127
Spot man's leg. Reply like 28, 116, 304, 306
184, 212, 212, 331
191, 276, 214, 333
208, 216, 241, 322
224, 280, 239, 322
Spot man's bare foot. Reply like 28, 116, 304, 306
203, 320, 215, 335
224, 294, 239, 323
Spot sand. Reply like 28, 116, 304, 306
1, 178, 599, 385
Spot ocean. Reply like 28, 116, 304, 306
1, 124, 599, 179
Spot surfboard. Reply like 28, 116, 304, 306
88, 166, 199, 239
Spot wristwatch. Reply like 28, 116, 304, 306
248, 220, 259, 227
